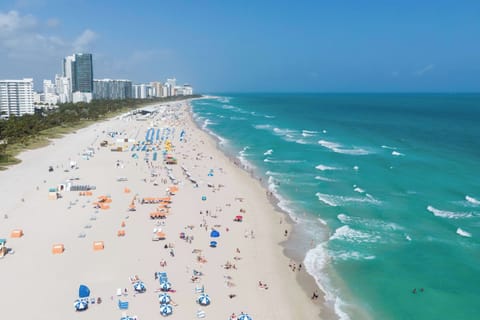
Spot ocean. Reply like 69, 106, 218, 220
191, 93, 480, 320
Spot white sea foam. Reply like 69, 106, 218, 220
295, 139, 309, 144
334, 250, 376, 261
330, 225, 381, 243
337, 213, 402, 232
264, 115, 275, 119
263, 149, 274, 156
315, 164, 339, 171
318, 139, 371, 155
304, 244, 352, 320
217, 96, 230, 103
466, 195, 480, 206
315, 175, 335, 182
381, 145, 397, 150
392, 151, 404, 156
427, 205, 473, 219
456, 228, 472, 237
316, 193, 381, 207
253, 124, 272, 130
354, 187, 365, 193
302, 129, 318, 137
230, 116, 247, 121
405, 234, 412, 241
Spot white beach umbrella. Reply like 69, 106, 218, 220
238, 314, 253, 320
160, 303, 173, 316
158, 293, 171, 304
160, 281, 172, 292
197, 293, 211, 306
133, 281, 146, 293
73, 299, 88, 311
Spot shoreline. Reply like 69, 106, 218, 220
0, 99, 324, 319
188, 100, 336, 319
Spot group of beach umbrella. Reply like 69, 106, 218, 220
74, 284, 90, 312
158, 272, 173, 316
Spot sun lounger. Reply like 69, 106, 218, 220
195, 285, 204, 293
196, 309, 206, 318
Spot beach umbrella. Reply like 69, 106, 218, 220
78, 284, 91, 298
238, 314, 253, 320
234, 215, 243, 222
158, 293, 171, 304
160, 281, 172, 292
210, 230, 220, 238
120, 317, 135, 320
210, 241, 217, 248
197, 293, 211, 306
74, 298, 88, 311
133, 281, 146, 293
160, 304, 173, 316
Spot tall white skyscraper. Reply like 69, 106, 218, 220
55, 74, 70, 104
62, 53, 93, 103
0, 79, 34, 117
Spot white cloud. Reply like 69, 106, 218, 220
414, 64, 435, 76
0, 10, 37, 33
46, 18, 60, 27
73, 29, 98, 52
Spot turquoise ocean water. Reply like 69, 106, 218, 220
191, 94, 480, 320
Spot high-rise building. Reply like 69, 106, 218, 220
0, 79, 34, 117
55, 74, 70, 103
93, 79, 133, 100
62, 53, 93, 103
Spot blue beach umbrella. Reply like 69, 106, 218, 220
238, 314, 253, 320
74, 298, 88, 311
197, 293, 211, 306
158, 293, 171, 304
210, 230, 220, 238
120, 316, 135, 320
133, 281, 146, 293
160, 303, 173, 316
160, 281, 172, 292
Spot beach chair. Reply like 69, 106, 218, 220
196, 309, 206, 318
195, 284, 204, 293
118, 300, 129, 310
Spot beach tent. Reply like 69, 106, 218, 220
10, 229, 24, 238
52, 243, 64, 254
238, 314, 253, 320
160, 303, 173, 316
201, 196, 207, 201
210, 230, 220, 238
93, 241, 104, 251
234, 215, 243, 222
197, 293, 211, 306
158, 293, 171, 304
79, 284, 90, 298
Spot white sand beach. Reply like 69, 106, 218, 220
0, 100, 322, 319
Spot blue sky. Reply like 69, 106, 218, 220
0, 0, 479, 92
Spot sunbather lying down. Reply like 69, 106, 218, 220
129, 275, 140, 283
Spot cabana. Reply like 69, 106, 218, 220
52, 243, 64, 254
93, 241, 104, 251
10, 229, 24, 238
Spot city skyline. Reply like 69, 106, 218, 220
1, 1, 480, 93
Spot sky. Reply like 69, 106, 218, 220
0, 0, 479, 93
